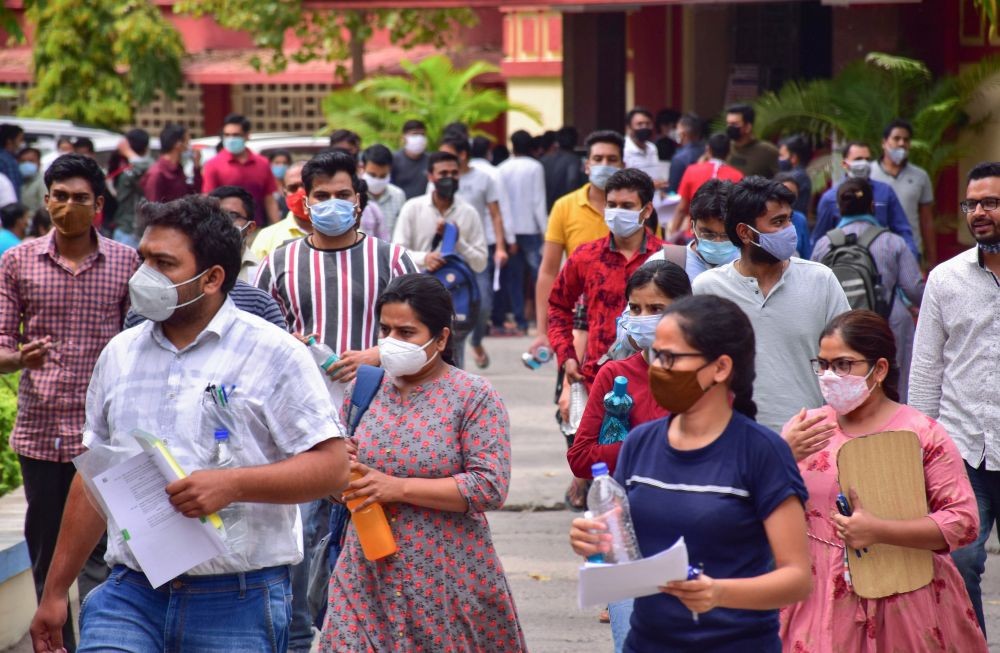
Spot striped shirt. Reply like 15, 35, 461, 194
255, 234, 417, 352
123, 279, 287, 330
0, 230, 140, 461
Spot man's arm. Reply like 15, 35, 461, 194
811, 192, 836, 245
919, 203, 936, 266
487, 201, 509, 265
546, 255, 583, 376
908, 276, 946, 418
884, 189, 919, 259
456, 209, 488, 273
532, 167, 549, 234
532, 241, 564, 352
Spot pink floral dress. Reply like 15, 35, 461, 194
320, 368, 527, 652
779, 404, 986, 652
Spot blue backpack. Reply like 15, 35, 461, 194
431, 222, 481, 336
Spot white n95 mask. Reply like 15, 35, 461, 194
128, 265, 208, 322
378, 336, 437, 378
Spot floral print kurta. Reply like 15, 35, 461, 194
320, 368, 527, 652
780, 404, 986, 653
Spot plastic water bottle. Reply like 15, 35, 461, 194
521, 346, 553, 370
587, 462, 641, 563
344, 471, 398, 561
306, 336, 340, 377
211, 429, 246, 543
598, 376, 633, 445
560, 381, 588, 441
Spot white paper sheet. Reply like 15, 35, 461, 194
578, 537, 689, 608
91, 450, 227, 588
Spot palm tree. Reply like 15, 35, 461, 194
322, 54, 541, 147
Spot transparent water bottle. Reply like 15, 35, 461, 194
598, 376, 633, 445
587, 462, 641, 563
306, 336, 340, 378
212, 428, 246, 544
561, 381, 588, 440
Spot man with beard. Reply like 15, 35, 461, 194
910, 161, 1000, 636
692, 176, 849, 432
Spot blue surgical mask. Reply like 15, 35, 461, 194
308, 197, 357, 236
589, 165, 617, 191
697, 238, 739, 266
623, 314, 661, 350
271, 164, 288, 180
223, 136, 246, 156
18, 161, 38, 179
604, 207, 644, 238
887, 147, 907, 165
748, 223, 798, 261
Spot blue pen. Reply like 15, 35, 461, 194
688, 564, 704, 624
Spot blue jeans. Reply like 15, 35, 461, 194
111, 228, 139, 249
609, 598, 633, 653
79, 564, 292, 652
504, 233, 542, 330
951, 461, 1000, 636
288, 499, 331, 651
470, 246, 496, 348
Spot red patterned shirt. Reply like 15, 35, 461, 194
547, 230, 664, 385
0, 231, 139, 461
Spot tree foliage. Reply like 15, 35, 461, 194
975, 0, 999, 39
0, 374, 21, 498
174, 1, 478, 83
751, 52, 1000, 186
322, 55, 542, 147
21, 0, 184, 129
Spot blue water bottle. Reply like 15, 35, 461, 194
598, 376, 633, 444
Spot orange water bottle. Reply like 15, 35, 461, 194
345, 471, 398, 561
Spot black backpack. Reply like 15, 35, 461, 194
820, 226, 892, 317
431, 222, 481, 337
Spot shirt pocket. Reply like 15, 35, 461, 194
195, 397, 266, 470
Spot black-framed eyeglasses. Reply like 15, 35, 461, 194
649, 348, 705, 370
960, 197, 1000, 214
810, 357, 875, 377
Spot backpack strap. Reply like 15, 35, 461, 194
827, 228, 848, 249
345, 364, 385, 437
661, 244, 687, 269
440, 222, 459, 257
858, 226, 889, 250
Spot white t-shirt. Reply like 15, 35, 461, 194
0, 173, 15, 207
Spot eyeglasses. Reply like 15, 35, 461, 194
810, 357, 875, 377
649, 348, 704, 370
960, 197, 1000, 214
694, 230, 729, 243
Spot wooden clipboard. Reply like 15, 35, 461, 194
836, 430, 933, 599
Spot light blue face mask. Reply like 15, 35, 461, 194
623, 314, 661, 350
308, 197, 357, 236
18, 161, 38, 179
696, 238, 739, 266
748, 223, 798, 261
223, 136, 246, 156
589, 165, 618, 190
271, 163, 288, 180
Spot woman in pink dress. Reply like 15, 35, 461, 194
780, 309, 985, 652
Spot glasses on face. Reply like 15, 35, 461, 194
810, 357, 875, 377
649, 348, 705, 370
695, 230, 729, 242
959, 197, 1000, 214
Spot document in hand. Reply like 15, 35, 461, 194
578, 537, 688, 608
86, 431, 228, 588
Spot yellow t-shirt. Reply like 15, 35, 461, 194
544, 183, 608, 258
251, 213, 309, 261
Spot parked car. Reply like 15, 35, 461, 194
0, 116, 160, 169
190, 132, 330, 165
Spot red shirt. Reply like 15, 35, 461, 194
202, 149, 277, 225
141, 156, 202, 203
567, 352, 668, 478
677, 160, 744, 201
547, 230, 664, 385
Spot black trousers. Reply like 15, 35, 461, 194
20, 455, 109, 652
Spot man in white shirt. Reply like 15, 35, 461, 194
497, 130, 548, 333
910, 161, 1000, 635
623, 106, 666, 189
30, 196, 349, 653
361, 144, 407, 239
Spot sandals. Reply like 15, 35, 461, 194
564, 477, 588, 512
473, 347, 490, 369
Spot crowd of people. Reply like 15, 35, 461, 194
0, 102, 996, 653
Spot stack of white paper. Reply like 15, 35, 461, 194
578, 537, 688, 608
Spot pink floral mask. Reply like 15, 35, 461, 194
818, 368, 874, 415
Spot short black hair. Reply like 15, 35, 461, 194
267, 149, 293, 163
362, 144, 393, 167
837, 178, 873, 217
28, 208, 50, 237
139, 195, 242, 294
208, 185, 256, 223
427, 151, 459, 173
707, 133, 731, 159
772, 171, 800, 196
678, 113, 702, 140
883, 118, 913, 140
556, 126, 578, 151
968, 161, 1000, 181
442, 122, 469, 141
540, 130, 556, 152
0, 202, 28, 230
402, 119, 426, 133
690, 179, 731, 222
329, 129, 361, 149
223, 113, 251, 133
302, 149, 363, 196
842, 141, 871, 159
779, 134, 811, 165
511, 130, 533, 156
441, 137, 470, 157
655, 108, 682, 129
125, 128, 150, 156
160, 123, 188, 153
491, 144, 509, 165
470, 135, 491, 159
0, 124, 23, 148
584, 130, 624, 158
43, 153, 106, 197
724, 176, 795, 246
376, 273, 456, 366
605, 168, 654, 206
73, 137, 95, 154
626, 259, 692, 302
18, 147, 41, 161
726, 103, 755, 125
626, 107, 654, 126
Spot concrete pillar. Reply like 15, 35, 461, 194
562, 11, 626, 136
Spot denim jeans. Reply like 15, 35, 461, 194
470, 246, 496, 348
608, 598, 634, 653
79, 565, 292, 652
951, 461, 1000, 636
288, 499, 331, 651
111, 228, 139, 249
502, 233, 543, 330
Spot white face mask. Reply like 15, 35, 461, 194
364, 173, 389, 196
128, 265, 209, 322
379, 336, 438, 378
604, 207, 645, 238
818, 367, 875, 415
404, 134, 428, 156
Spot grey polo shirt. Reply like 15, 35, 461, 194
693, 258, 851, 433
870, 161, 934, 253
